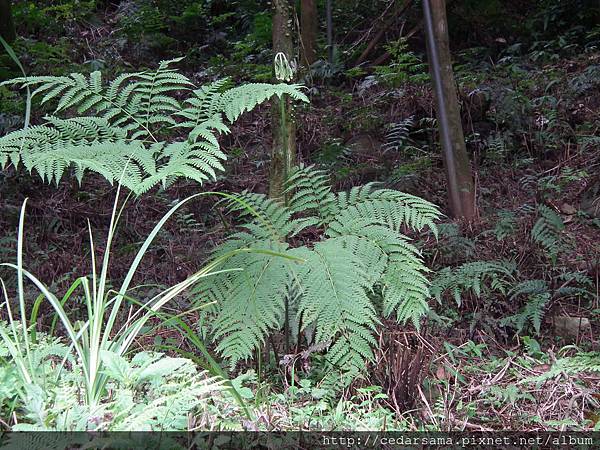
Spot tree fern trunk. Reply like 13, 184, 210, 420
423, 0, 475, 220
0, 0, 16, 44
270, 0, 297, 354
269, 0, 297, 203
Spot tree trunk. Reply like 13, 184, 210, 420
269, 0, 297, 203
300, 0, 318, 69
423, 0, 475, 220
326, 0, 333, 63
0, 0, 16, 44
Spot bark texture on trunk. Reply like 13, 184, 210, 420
424, 0, 475, 220
300, 0, 318, 68
269, 0, 297, 202
0, 0, 16, 44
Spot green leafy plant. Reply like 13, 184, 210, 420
12, 0, 97, 34
430, 260, 516, 306
522, 348, 600, 384
0, 326, 222, 431
314, 138, 352, 166
501, 279, 551, 334
195, 165, 441, 378
531, 204, 567, 262
373, 39, 429, 87
484, 133, 511, 163
493, 210, 518, 241
383, 116, 416, 154
485, 384, 535, 406
0, 58, 308, 194
502, 272, 594, 335
0, 184, 289, 409
435, 223, 476, 259
203, 370, 410, 431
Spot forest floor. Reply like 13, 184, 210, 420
0, 4, 599, 431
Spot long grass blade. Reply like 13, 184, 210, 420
0, 37, 31, 128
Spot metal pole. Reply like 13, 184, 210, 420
422, 0, 461, 215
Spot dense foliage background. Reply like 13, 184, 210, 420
0, 0, 598, 433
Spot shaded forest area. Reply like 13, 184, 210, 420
0, 0, 599, 435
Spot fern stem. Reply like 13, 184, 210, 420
279, 94, 292, 354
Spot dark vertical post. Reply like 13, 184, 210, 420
423, 0, 475, 220
0, 0, 16, 44
326, 0, 334, 63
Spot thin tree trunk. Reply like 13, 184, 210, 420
326, 0, 333, 63
0, 0, 16, 44
271, 1, 297, 355
423, 0, 475, 220
270, 0, 297, 203
300, 0, 318, 69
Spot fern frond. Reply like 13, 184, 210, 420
289, 239, 379, 371
26, 143, 154, 190
383, 116, 415, 153
522, 351, 600, 386
518, 293, 549, 334
327, 222, 431, 329
494, 209, 518, 241
430, 261, 516, 306
218, 83, 309, 122
0, 117, 155, 190
3, 60, 308, 193
196, 241, 292, 368
500, 279, 551, 334
222, 192, 319, 242
327, 188, 441, 236
285, 165, 335, 221
4, 59, 192, 141
137, 141, 227, 193
177, 79, 232, 127
285, 165, 441, 234
531, 204, 566, 261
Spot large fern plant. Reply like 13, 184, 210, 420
0, 58, 308, 194
195, 166, 441, 374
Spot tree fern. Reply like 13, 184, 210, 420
1, 59, 308, 194
327, 222, 430, 329
195, 166, 441, 374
